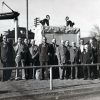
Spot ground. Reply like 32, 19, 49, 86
0, 79, 100, 99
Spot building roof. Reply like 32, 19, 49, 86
81, 37, 92, 44
4, 27, 34, 39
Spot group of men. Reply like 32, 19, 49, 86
0, 35, 99, 81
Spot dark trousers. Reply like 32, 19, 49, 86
49, 55, 59, 79
59, 63, 67, 79
90, 65, 97, 79
24, 60, 32, 79
0, 61, 12, 81
31, 59, 40, 79
83, 66, 90, 79
66, 61, 71, 79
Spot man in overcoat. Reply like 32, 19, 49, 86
58, 40, 69, 79
39, 37, 50, 79
0, 35, 14, 81
49, 38, 59, 79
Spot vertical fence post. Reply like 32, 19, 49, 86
97, 64, 100, 79
50, 66, 53, 90
75, 66, 78, 79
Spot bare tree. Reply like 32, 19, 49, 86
90, 25, 100, 40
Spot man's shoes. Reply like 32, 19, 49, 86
22, 77, 26, 80
84, 78, 87, 80
15, 77, 20, 81
60, 77, 64, 80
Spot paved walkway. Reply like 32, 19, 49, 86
0, 79, 100, 99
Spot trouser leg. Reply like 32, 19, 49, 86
83, 66, 88, 79
15, 62, 20, 79
59, 67, 63, 79
70, 62, 74, 79
40, 61, 49, 80
21, 60, 25, 79
97, 65, 100, 78
32, 63, 36, 79
40, 61, 44, 79
87, 66, 90, 79
45, 62, 49, 79
2, 62, 7, 81
62, 68, 65, 79
6, 62, 12, 80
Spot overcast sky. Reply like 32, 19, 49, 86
0, 0, 100, 37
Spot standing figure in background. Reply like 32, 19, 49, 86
0, 35, 14, 81
70, 42, 80, 79
58, 40, 68, 80
81, 44, 92, 79
14, 37, 25, 80
80, 39, 85, 53
65, 40, 71, 79
23, 38, 31, 79
97, 40, 100, 78
49, 38, 59, 79
39, 37, 50, 80
88, 38, 97, 79
30, 39, 39, 79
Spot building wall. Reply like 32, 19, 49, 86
45, 32, 80, 46
34, 26, 80, 46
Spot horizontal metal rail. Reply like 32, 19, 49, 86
0, 63, 100, 70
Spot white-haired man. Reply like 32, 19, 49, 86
29, 39, 39, 79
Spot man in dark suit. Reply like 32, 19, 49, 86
49, 38, 59, 79
39, 37, 50, 79
23, 38, 31, 79
70, 42, 81, 79
97, 40, 100, 78
0, 35, 14, 81
81, 44, 92, 79
65, 40, 71, 79
88, 38, 97, 79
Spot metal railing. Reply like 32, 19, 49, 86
0, 63, 100, 90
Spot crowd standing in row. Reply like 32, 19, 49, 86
0, 35, 99, 81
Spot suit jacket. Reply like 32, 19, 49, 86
49, 43, 58, 55
81, 50, 92, 64
58, 45, 69, 65
0, 42, 14, 64
97, 41, 100, 63
39, 43, 50, 62
49, 43, 59, 65
29, 45, 39, 60
23, 43, 31, 61
14, 43, 25, 63
88, 43, 97, 63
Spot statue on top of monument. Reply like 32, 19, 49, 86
40, 15, 50, 26
65, 16, 75, 27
